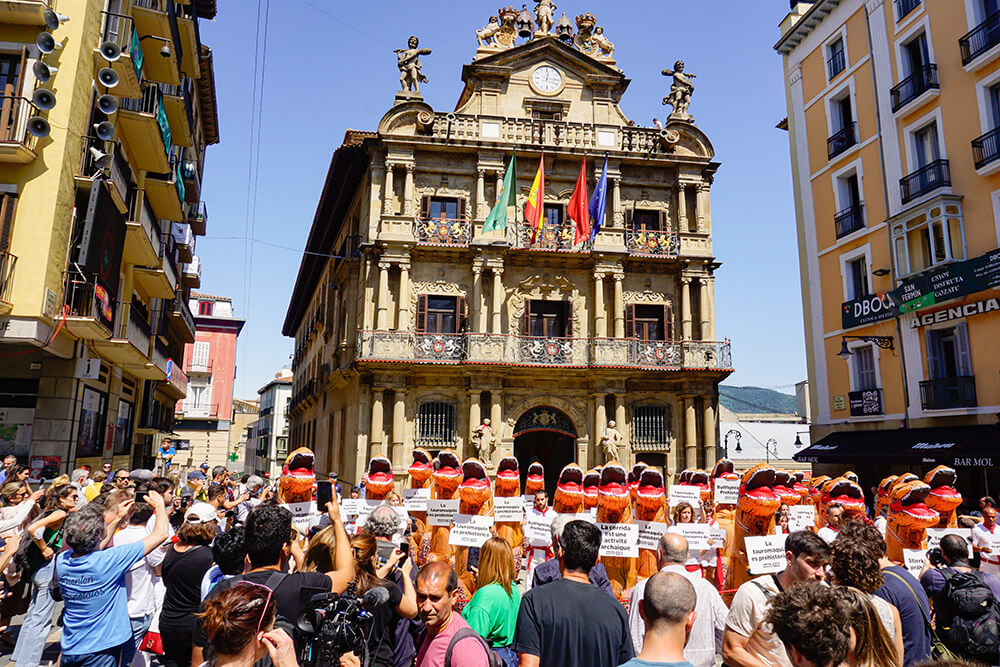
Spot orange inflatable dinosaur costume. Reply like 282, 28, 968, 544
773, 471, 801, 507
278, 448, 316, 503
885, 479, 939, 564
685, 469, 712, 507
363, 456, 395, 501
629, 462, 649, 507
407, 449, 434, 546
524, 462, 545, 497
875, 475, 899, 519
711, 459, 739, 547
727, 464, 780, 591
821, 476, 867, 523
596, 461, 635, 598
790, 472, 809, 504
635, 466, 667, 579
455, 458, 493, 597
583, 467, 601, 510
553, 463, 585, 514
493, 455, 523, 553
421, 450, 462, 565
925, 466, 962, 528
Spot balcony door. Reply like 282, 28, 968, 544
626, 304, 673, 341
629, 209, 667, 231
914, 123, 940, 168
416, 295, 465, 334
926, 324, 971, 380
903, 33, 930, 77
420, 196, 466, 221
525, 300, 570, 338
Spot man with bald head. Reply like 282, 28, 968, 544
620, 571, 698, 667
414, 562, 490, 666
628, 533, 727, 667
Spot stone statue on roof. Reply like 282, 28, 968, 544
662, 60, 697, 120
535, 0, 556, 34
593, 26, 614, 56
395, 36, 431, 94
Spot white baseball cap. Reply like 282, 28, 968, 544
185, 502, 218, 525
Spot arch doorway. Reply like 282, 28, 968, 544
513, 406, 577, 499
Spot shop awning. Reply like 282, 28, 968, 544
793, 425, 1000, 468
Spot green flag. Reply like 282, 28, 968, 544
483, 153, 517, 232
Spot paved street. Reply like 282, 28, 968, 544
0, 604, 62, 667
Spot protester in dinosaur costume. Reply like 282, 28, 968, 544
419, 450, 462, 566
711, 458, 740, 583
406, 449, 434, 547
726, 464, 780, 591
677, 469, 693, 485
685, 469, 712, 507
629, 461, 649, 507
582, 467, 601, 510
925, 465, 962, 528
820, 476, 868, 527
277, 448, 316, 503
596, 461, 635, 599
808, 476, 833, 528
454, 458, 493, 600
790, 471, 809, 504
524, 461, 545, 497
634, 466, 667, 579
363, 456, 395, 501
552, 463, 585, 514
885, 479, 940, 564
493, 455, 523, 553
875, 475, 899, 519
772, 470, 802, 507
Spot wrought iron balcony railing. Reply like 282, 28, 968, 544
0, 96, 38, 152
414, 333, 466, 361
960, 10, 1000, 64
100, 12, 143, 82
519, 221, 588, 251
625, 228, 679, 257
890, 64, 939, 112
827, 122, 857, 159
972, 126, 1000, 170
900, 159, 950, 204
834, 202, 865, 238
827, 48, 846, 79
919, 376, 977, 410
119, 302, 152, 352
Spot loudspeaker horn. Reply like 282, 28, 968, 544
31, 88, 56, 111
97, 67, 120, 89
99, 41, 121, 62
89, 147, 111, 170
36, 32, 60, 54
32, 61, 56, 83
93, 121, 115, 141
43, 9, 70, 32
27, 116, 50, 138
97, 94, 118, 115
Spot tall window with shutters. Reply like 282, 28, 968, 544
524, 300, 571, 338
418, 196, 469, 245
625, 208, 675, 256
190, 340, 210, 372
625, 303, 679, 366
0, 192, 17, 253
0, 48, 27, 144
415, 295, 466, 360
922, 323, 976, 409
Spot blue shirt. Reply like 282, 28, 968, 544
875, 565, 932, 666
159, 445, 176, 467
58, 540, 146, 654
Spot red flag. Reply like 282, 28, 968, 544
567, 158, 589, 244
524, 153, 545, 241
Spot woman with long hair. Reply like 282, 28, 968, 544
301, 525, 338, 574
10, 484, 80, 667
197, 582, 297, 667
832, 586, 900, 667
666, 502, 703, 573
461, 537, 521, 667
0, 481, 43, 638
350, 532, 416, 667
160, 503, 219, 667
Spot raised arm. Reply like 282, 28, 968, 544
141, 491, 170, 555
324, 493, 354, 593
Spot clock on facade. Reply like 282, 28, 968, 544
531, 65, 562, 93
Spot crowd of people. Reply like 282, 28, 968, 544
0, 453, 995, 667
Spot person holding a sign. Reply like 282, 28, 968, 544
971, 506, 1000, 576
524, 490, 554, 590
666, 503, 702, 573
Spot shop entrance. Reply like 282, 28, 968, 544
513, 406, 577, 499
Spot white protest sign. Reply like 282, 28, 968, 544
402, 487, 430, 512
903, 549, 927, 578
714, 479, 739, 506
448, 514, 494, 548
636, 520, 669, 550
355, 499, 381, 527
668, 524, 713, 550
427, 499, 460, 526
524, 510, 555, 546
745, 535, 787, 575
927, 528, 974, 557
339, 499, 362, 522
598, 523, 639, 558
669, 485, 702, 518
788, 505, 816, 532
522, 495, 535, 512
493, 496, 524, 522
283, 501, 317, 533
710, 527, 727, 545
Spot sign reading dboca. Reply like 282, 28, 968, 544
841, 293, 897, 329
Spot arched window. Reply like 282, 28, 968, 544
417, 401, 456, 447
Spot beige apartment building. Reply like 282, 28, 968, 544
283, 10, 733, 492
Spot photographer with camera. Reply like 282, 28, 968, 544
349, 532, 417, 667
920, 533, 1000, 664
198, 581, 299, 667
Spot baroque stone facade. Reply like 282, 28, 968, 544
282, 29, 732, 492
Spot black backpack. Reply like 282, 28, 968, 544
937, 567, 1000, 664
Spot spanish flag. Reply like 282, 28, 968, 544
524, 153, 545, 241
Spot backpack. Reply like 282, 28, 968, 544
414, 626, 504, 667
937, 567, 1000, 663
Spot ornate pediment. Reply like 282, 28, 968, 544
517, 273, 574, 295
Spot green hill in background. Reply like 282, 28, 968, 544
719, 385, 798, 415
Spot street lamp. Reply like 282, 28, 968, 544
765, 438, 778, 464
793, 431, 809, 447
139, 34, 172, 58
724, 429, 742, 457
838, 335, 894, 360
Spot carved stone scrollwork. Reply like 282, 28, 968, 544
623, 291, 670, 304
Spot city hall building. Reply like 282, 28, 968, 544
283, 10, 732, 491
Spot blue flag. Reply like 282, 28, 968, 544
588, 157, 608, 243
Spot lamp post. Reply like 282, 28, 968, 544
765, 438, 778, 464
837, 335, 894, 360
724, 429, 741, 457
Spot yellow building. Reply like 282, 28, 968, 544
777, 0, 1000, 495
0, 0, 217, 475
283, 10, 733, 493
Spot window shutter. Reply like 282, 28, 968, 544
420, 196, 431, 220
457, 198, 467, 221
416, 295, 427, 333
658, 209, 668, 232
523, 299, 532, 335
663, 303, 673, 341
565, 299, 573, 338
955, 322, 972, 376
924, 330, 941, 380
625, 304, 635, 339
193, 341, 209, 367
625, 208, 633, 229
456, 295, 466, 333
15, 47, 27, 97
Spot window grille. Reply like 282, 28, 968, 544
633, 405, 669, 450
417, 401, 456, 447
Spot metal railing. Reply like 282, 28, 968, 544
827, 121, 857, 159
129, 190, 161, 249
0, 251, 15, 304
100, 12, 143, 82
120, 302, 151, 352
187, 358, 212, 373
625, 227, 679, 257
900, 159, 950, 204
890, 64, 938, 112
151, 336, 169, 370
518, 221, 588, 251
827, 47, 846, 79
834, 202, 865, 238
972, 126, 1000, 170
166, 361, 188, 397
170, 290, 195, 336
187, 200, 207, 232
415, 217, 471, 246
183, 402, 220, 418
65, 273, 113, 325
895, 0, 920, 20
119, 83, 171, 157
960, 11, 1000, 64
919, 376, 977, 410
0, 96, 37, 151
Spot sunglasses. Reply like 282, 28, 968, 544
116, 477, 130, 482
235, 581, 274, 636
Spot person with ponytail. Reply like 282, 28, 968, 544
350, 532, 417, 667
197, 583, 297, 667
831, 586, 900, 667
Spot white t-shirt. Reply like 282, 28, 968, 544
112, 524, 163, 618
874, 515, 887, 537
726, 574, 793, 667
816, 525, 839, 544
972, 523, 1000, 562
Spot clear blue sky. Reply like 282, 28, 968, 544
197, 1, 805, 399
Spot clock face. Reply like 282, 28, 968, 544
532, 65, 562, 93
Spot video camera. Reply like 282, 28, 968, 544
297, 582, 390, 667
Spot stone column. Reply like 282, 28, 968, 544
476, 168, 486, 220
593, 273, 606, 338
614, 394, 628, 467
391, 388, 406, 469
490, 389, 503, 455
594, 393, 607, 461
398, 261, 410, 331
695, 184, 707, 232
677, 183, 687, 230
683, 396, 697, 469
612, 274, 624, 338
491, 268, 504, 334
370, 388, 385, 458
403, 164, 415, 217
495, 170, 502, 198
611, 177, 622, 227
471, 266, 483, 333
362, 257, 374, 330
376, 261, 390, 329
382, 163, 395, 215
680, 277, 692, 340
699, 279, 710, 341
702, 398, 716, 471
468, 390, 481, 462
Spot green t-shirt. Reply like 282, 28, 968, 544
462, 581, 521, 647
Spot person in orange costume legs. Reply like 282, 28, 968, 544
596, 460, 635, 600
726, 464, 780, 591
419, 450, 462, 568
406, 449, 434, 553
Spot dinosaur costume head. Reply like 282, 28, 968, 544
431, 450, 462, 498
806, 475, 830, 507
790, 471, 809, 503
583, 467, 601, 509
493, 456, 521, 497
553, 463, 585, 514
737, 464, 781, 520
685, 469, 711, 505
524, 462, 545, 497
364, 456, 395, 500
711, 459, 739, 506
677, 469, 692, 485
822, 476, 866, 519
773, 471, 801, 506
876, 475, 899, 517
597, 461, 631, 523
278, 448, 316, 503
459, 458, 492, 515
629, 462, 649, 504
885, 479, 940, 562
408, 448, 434, 488
636, 467, 666, 514
925, 466, 962, 527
